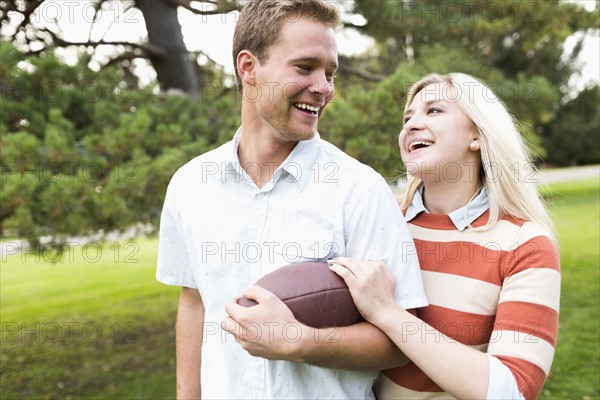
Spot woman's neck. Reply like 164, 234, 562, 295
422, 179, 482, 215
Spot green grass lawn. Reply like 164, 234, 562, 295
1, 178, 599, 399
540, 178, 600, 400
0, 237, 180, 399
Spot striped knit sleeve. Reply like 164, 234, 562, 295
486, 353, 525, 399
488, 221, 561, 400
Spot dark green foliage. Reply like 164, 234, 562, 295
0, 42, 240, 247
349, 0, 599, 87
1, 0, 598, 245
542, 86, 600, 166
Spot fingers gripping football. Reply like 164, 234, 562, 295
328, 258, 397, 324
224, 285, 304, 360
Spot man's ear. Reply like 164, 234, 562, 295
236, 50, 257, 87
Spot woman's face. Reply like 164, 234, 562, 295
399, 82, 480, 182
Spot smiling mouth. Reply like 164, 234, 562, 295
409, 141, 434, 152
294, 102, 320, 116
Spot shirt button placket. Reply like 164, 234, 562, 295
251, 196, 269, 267
248, 192, 269, 395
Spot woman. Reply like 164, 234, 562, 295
329, 73, 560, 400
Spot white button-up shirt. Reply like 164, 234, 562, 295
157, 129, 427, 399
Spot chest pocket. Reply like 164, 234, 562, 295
268, 228, 337, 267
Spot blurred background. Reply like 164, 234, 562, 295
1, 0, 599, 398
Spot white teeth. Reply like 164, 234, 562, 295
295, 103, 320, 113
409, 141, 434, 152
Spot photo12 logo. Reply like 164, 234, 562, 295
1, 321, 139, 344
1, 81, 139, 104
26, 1, 140, 24
400, 1, 540, 23
1, 240, 140, 264
1, 162, 139, 184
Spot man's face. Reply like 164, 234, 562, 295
247, 17, 338, 143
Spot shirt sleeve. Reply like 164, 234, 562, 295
345, 178, 428, 310
487, 227, 560, 400
156, 172, 198, 289
486, 354, 525, 400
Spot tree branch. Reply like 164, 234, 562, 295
10, 0, 45, 41
343, 21, 368, 32
102, 49, 150, 69
1, 0, 19, 25
337, 63, 384, 82
39, 27, 167, 58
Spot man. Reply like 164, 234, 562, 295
156, 1, 427, 398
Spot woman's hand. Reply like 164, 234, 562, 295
328, 257, 398, 325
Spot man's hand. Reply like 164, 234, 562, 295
222, 285, 312, 362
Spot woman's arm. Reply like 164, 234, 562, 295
330, 257, 490, 398
330, 243, 560, 400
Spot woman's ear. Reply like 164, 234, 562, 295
469, 139, 480, 151
236, 50, 257, 87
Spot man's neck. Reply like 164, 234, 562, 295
237, 128, 297, 189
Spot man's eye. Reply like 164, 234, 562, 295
297, 66, 312, 72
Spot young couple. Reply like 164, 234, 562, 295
156, 1, 560, 399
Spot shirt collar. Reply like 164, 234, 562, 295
279, 132, 320, 184
405, 184, 489, 231
222, 127, 321, 187
222, 128, 244, 179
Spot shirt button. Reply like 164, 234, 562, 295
256, 193, 264, 199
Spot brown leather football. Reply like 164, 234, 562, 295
238, 261, 363, 328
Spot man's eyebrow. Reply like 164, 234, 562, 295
289, 56, 338, 69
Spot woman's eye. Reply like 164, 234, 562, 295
403, 116, 411, 124
428, 107, 442, 114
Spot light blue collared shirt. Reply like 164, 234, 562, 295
405, 184, 489, 230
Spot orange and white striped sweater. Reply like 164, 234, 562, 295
376, 210, 560, 400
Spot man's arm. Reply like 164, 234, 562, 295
294, 321, 410, 370
223, 285, 410, 370
176, 287, 205, 399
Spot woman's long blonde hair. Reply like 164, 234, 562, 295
400, 73, 556, 241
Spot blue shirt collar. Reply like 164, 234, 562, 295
405, 185, 489, 231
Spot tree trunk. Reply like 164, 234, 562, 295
135, 0, 198, 96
